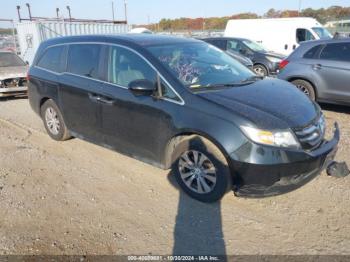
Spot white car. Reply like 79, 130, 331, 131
0, 52, 28, 97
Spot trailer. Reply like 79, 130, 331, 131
16, 20, 131, 64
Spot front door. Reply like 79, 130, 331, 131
99, 45, 179, 164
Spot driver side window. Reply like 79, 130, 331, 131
227, 40, 240, 52
108, 46, 157, 87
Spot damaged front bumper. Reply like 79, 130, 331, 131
232, 122, 341, 198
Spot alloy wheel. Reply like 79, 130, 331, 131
296, 84, 310, 96
45, 107, 60, 135
254, 66, 266, 76
178, 150, 217, 194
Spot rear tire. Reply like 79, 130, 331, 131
171, 136, 232, 203
41, 99, 71, 141
291, 79, 316, 101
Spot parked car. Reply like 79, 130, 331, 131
0, 51, 28, 97
200, 38, 253, 70
28, 35, 339, 202
203, 37, 285, 76
224, 18, 332, 55
278, 39, 350, 105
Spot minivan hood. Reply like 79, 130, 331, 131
197, 78, 319, 130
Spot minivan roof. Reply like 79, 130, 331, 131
41, 34, 201, 48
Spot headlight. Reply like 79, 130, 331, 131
267, 56, 282, 63
241, 126, 300, 148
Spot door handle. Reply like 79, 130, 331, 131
97, 96, 114, 105
88, 93, 114, 105
88, 93, 99, 102
313, 64, 322, 70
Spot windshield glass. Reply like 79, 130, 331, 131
242, 40, 267, 52
0, 53, 26, 67
147, 42, 254, 89
312, 27, 332, 39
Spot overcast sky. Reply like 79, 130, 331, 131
0, 0, 348, 26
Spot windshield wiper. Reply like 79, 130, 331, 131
189, 76, 264, 90
189, 82, 245, 89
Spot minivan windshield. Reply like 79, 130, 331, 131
0, 53, 26, 67
147, 42, 255, 89
312, 27, 332, 39
242, 40, 267, 52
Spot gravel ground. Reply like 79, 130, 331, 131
0, 98, 349, 256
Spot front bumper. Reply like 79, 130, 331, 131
231, 123, 340, 197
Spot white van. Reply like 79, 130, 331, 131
224, 17, 333, 55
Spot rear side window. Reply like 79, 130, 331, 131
37, 45, 65, 72
67, 44, 101, 79
303, 45, 322, 59
320, 43, 350, 62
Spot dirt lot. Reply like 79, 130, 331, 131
0, 98, 349, 256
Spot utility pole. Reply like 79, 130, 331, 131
26, 3, 32, 21
56, 8, 60, 19
111, 1, 115, 21
298, 0, 302, 16
66, 6, 72, 21
16, 6, 21, 22
124, 0, 128, 23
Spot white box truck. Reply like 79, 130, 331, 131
224, 17, 332, 55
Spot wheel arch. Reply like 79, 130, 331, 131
39, 97, 51, 116
163, 130, 233, 171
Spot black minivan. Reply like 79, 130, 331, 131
28, 34, 339, 202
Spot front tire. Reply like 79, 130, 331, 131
291, 79, 316, 101
41, 99, 71, 141
253, 64, 268, 77
171, 136, 232, 203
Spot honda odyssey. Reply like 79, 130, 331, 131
28, 35, 339, 202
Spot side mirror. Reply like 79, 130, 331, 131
128, 79, 156, 96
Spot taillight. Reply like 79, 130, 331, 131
279, 60, 289, 70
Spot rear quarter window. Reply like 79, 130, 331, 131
37, 45, 66, 73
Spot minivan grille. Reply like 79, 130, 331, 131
294, 115, 326, 150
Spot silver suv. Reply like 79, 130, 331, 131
278, 39, 350, 105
